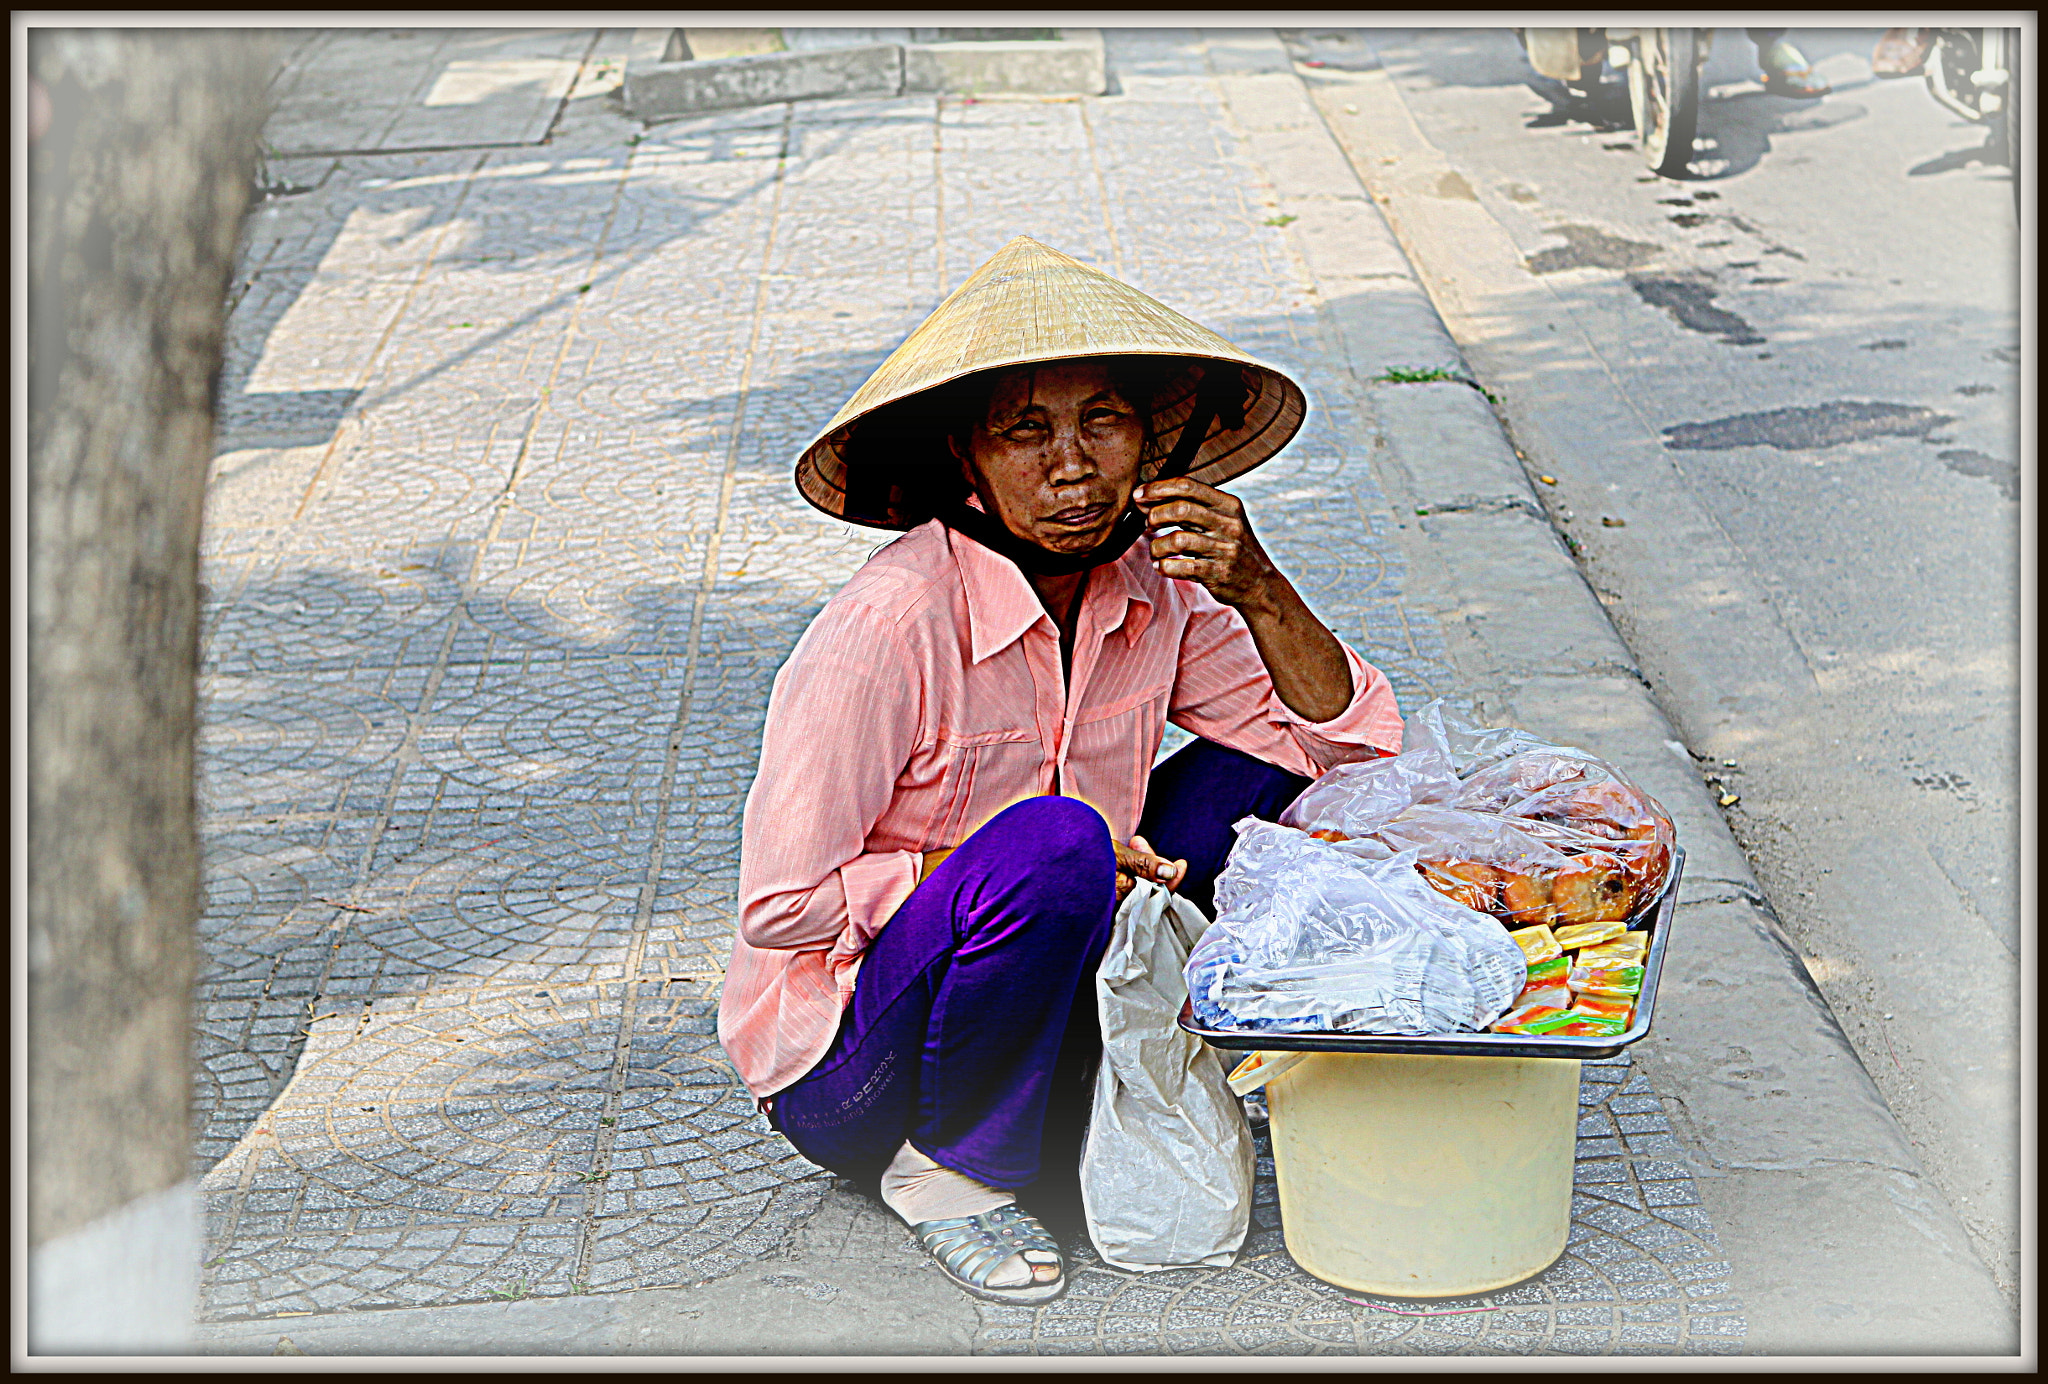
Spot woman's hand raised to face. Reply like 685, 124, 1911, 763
1135, 476, 1357, 725
1133, 477, 1284, 613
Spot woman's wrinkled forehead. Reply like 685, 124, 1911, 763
982, 360, 1128, 423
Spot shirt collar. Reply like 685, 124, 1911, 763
1095, 544, 1156, 645
953, 525, 1048, 664
950, 514, 1158, 664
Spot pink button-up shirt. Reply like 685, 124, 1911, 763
717, 518, 1404, 1097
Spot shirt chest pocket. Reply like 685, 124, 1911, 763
1069, 681, 1173, 795
914, 725, 1041, 847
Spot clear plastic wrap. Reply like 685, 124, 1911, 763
1278, 701, 1677, 930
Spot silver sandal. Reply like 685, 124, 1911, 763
912, 1204, 1067, 1305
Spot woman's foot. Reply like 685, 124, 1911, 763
878, 1141, 1063, 1297
912, 1205, 1068, 1304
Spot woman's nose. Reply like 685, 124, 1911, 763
1048, 422, 1094, 479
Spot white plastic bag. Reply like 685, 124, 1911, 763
1184, 818, 1527, 1036
1080, 879, 1254, 1272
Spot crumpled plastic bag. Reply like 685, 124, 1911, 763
1080, 879, 1253, 1271
1184, 818, 1528, 1035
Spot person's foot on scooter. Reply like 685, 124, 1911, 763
1757, 36, 1831, 98
1871, 27, 1934, 79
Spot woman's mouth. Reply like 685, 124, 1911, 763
1044, 502, 1111, 528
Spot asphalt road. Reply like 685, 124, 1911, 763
1283, 26, 2023, 1306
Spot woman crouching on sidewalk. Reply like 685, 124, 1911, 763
717, 237, 1403, 1304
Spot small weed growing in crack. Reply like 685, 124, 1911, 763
577, 1169, 610, 1184
490, 1279, 530, 1302
1374, 365, 1463, 384
1374, 366, 1499, 405
1262, 213, 1299, 227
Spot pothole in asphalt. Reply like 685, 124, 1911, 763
1938, 448, 2018, 500
1662, 401, 1955, 451
1523, 223, 1661, 274
1626, 272, 1764, 346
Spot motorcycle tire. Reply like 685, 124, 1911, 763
1629, 28, 1701, 178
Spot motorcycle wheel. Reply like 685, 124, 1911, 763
1629, 28, 1701, 178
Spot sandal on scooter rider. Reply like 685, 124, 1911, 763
1758, 38, 1831, 98
1871, 27, 1934, 79
913, 1204, 1068, 1305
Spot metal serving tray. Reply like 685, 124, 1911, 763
1176, 847, 1685, 1061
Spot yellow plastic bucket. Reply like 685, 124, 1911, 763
1263, 1050, 1580, 1298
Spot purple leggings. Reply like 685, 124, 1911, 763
768, 738, 1309, 1192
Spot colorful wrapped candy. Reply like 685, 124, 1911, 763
1571, 994, 1633, 1024
1553, 919, 1629, 951
1491, 1004, 1569, 1034
1525, 953, 1570, 986
1547, 1014, 1629, 1037
1528, 1008, 1617, 1035
1578, 932, 1648, 967
1569, 963, 1644, 999
1493, 1001, 1631, 1036
1513, 982, 1573, 1010
1509, 925, 1562, 964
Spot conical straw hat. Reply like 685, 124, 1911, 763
795, 236, 1307, 530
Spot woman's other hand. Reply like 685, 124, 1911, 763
1114, 835, 1186, 901
928, 839, 1185, 900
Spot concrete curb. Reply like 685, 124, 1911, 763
1190, 28, 2013, 1353
625, 44, 903, 119
904, 30, 1105, 96
624, 29, 1105, 119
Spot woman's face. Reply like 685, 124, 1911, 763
953, 360, 1144, 556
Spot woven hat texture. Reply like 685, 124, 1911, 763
795, 236, 1307, 529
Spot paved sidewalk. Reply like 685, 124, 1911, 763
191, 26, 1799, 1358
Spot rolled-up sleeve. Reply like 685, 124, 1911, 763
737, 599, 926, 953
1166, 587, 1403, 776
